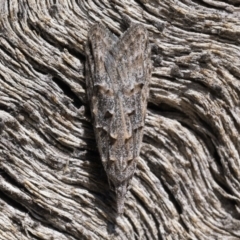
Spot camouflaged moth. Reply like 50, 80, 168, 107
85, 23, 151, 214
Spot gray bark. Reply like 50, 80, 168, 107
1, 0, 240, 239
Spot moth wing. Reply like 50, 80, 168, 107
85, 23, 117, 163
117, 24, 150, 126
115, 24, 151, 158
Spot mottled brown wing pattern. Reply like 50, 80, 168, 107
85, 23, 151, 214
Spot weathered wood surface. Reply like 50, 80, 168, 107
1, 0, 240, 239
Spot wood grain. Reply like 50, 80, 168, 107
0, 0, 240, 239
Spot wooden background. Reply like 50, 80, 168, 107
1, 0, 240, 239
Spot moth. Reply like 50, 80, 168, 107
85, 23, 151, 214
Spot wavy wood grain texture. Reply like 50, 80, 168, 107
0, 0, 240, 239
